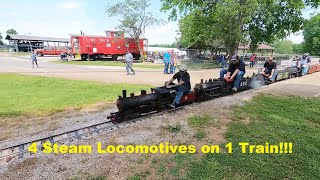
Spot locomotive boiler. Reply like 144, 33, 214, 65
107, 63, 320, 123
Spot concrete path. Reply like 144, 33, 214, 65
254, 72, 320, 97
0, 53, 260, 87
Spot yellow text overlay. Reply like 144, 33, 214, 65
27, 142, 293, 154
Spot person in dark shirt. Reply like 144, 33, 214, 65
260, 57, 278, 82
165, 64, 191, 108
219, 55, 245, 92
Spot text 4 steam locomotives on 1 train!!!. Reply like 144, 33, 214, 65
107, 64, 320, 123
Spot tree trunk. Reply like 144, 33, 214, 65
135, 39, 144, 62
209, 48, 216, 61
229, 43, 237, 57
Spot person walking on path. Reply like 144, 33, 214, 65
169, 50, 176, 74
221, 54, 227, 69
163, 50, 170, 74
125, 50, 135, 75
249, 53, 256, 68
176, 55, 181, 71
30, 50, 38, 69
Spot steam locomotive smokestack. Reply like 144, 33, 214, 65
201, 79, 203, 83
122, 90, 127, 98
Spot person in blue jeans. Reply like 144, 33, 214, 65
219, 55, 245, 92
221, 54, 227, 69
163, 51, 171, 74
260, 57, 278, 82
300, 53, 311, 76
165, 65, 191, 108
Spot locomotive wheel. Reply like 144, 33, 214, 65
81, 54, 87, 61
112, 55, 118, 61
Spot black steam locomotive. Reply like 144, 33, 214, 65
107, 65, 318, 123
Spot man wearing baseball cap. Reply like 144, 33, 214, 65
219, 55, 246, 92
165, 64, 191, 108
260, 57, 278, 81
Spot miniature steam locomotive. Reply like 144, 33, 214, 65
107, 64, 320, 123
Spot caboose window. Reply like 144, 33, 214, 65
125, 44, 129, 48
106, 43, 111, 48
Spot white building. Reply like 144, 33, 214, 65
146, 47, 187, 56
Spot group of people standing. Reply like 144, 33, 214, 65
163, 50, 180, 74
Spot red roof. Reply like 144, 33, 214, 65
238, 43, 275, 50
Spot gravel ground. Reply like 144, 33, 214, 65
0, 90, 257, 180
0, 103, 117, 149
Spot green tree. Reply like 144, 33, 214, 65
303, 13, 320, 55
178, 9, 224, 58
106, 0, 163, 60
274, 39, 293, 54
149, 43, 176, 48
292, 43, 305, 54
161, 0, 318, 55
0, 32, 3, 45
6, 29, 18, 35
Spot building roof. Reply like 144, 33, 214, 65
69, 34, 148, 40
5, 34, 69, 43
187, 43, 275, 50
238, 43, 275, 50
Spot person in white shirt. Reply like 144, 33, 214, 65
30, 50, 38, 69
125, 50, 135, 75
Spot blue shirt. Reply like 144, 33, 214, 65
219, 55, 224, 62
163, 52, 170, 63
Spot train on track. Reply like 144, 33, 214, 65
107, 63, 320, 123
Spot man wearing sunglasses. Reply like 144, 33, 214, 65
260, 57, 278, 83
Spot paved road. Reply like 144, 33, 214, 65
0, 54, 260, 87
254, 72, 320, 97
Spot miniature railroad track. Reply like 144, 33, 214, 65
0, 106, 185, 166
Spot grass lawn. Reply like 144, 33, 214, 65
0, 73, 152, 117
54, 60, 221, 70
128, 95, 320, 180
54, 60, 164, 69
187, 95, 320, 180
181, 60, 221, 69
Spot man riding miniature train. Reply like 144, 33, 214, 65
165, 65, 191, 108
300, 53, 311, 76
219, 55, 246, 92
259, 56, 279, 83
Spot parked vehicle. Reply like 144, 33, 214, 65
34, 46, 68, 56
70, 31, 147, 61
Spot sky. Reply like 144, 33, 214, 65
0, 0, 319, 45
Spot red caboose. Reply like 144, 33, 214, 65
70, 31, 147, 60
